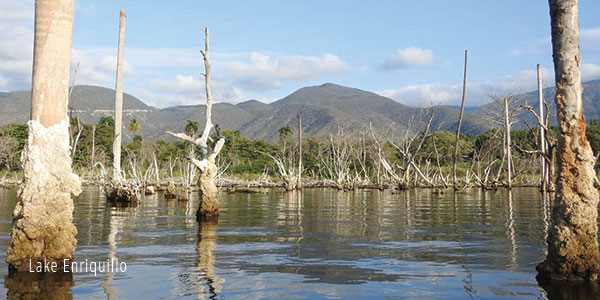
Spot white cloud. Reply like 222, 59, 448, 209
225, 52, 352, 91
581, 27, 600, 53
379, 67, 556, 106
511, 27, 600, 57
0, 0, 33, 91
379, 84, 461, 106
143, 74, 245, 107
0, 75, 8, 89
582, 63, 600, 81
379, 47, 436, 70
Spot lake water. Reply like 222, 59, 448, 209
0, 187, 599, 299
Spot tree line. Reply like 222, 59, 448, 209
4, 114, 600, 190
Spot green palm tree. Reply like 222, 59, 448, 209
279, 125, 292, 141
127, 118, 140, 133
185, 120, 199, 137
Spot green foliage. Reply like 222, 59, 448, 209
587, 120, 600, 158
418, 131, 474, 164
219, 130, 276, 174
185, 120, 199, 137
278, 126, 292, 141
128, 118, 140, 133
98, 116, 114, 128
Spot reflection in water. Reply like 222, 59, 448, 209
4, 271, 73, 300
453, 191, 476, 299
196, 221, 224, 299
541, 192, 551, 255
538, 279, 600, 300
101, 207, 124, 300
0, 187, 595, 299
506, 191, 517, 270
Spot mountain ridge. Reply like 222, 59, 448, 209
2, 80, 600, 142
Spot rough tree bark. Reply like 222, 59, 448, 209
112, 10, 125, 181
166, 28, 225, 221
453, 50, 468, 190
537, 0, 600, 282
6, 0, 81, 272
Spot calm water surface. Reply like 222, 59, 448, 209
0, 187, 599, 299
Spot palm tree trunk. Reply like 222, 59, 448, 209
452, 50, 468, 189
7, 0, 81, 272
112, 10, 125, 181
537, 0, 600, 281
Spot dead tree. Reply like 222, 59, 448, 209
537, 64, 548, 191
485, 92, 523, 188
370, 108, 435, 189
504, 98, 513, 189
537, 0, 600, 282
113, 10, 125, 181
297, 114, 303, 189
264, 132, 299, 191
386, 108, 435, 188
453, 50, 468, 189
522, 101, 557, 192
7, 0, 81, 272
166, 28, 225, 221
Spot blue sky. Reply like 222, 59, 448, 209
2, 1, 600, 107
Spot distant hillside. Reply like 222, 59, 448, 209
474, 79, 600, 128
3, 81, 599, 142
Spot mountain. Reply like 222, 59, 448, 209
5, 80, 599, 143
473, 79, 600, 128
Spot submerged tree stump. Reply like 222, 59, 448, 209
165, 181, 177, 199
107, 185, 137, 203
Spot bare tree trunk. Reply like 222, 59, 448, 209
166, 28, 225, 221
537, 0, 600, 282
537, 64, 547, 191
112, 10, 125, 181
504, 98, 512, 189
453, 50, 468, 189
91, 124, 96, 168
297, 114, 302, 189
7, 0, 81, 272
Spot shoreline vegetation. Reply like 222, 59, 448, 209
3, 115, 600, 192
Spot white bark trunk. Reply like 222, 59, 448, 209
537, 64, 547, 191
504, 98, 512, 189
453, 50, 468, 189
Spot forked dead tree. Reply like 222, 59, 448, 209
537, 0, 600, 282
166, 28, 226, 221
522, 100, 557, 192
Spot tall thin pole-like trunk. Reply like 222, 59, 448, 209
537, 64, 547, 191
7, 0, 81, 272
537, 0, 600, 282
91, 124, 96, 167
112, 10, 125, 181
453, 50, 468, 189
504, 98, 512, 189
297, 114, 303, 189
